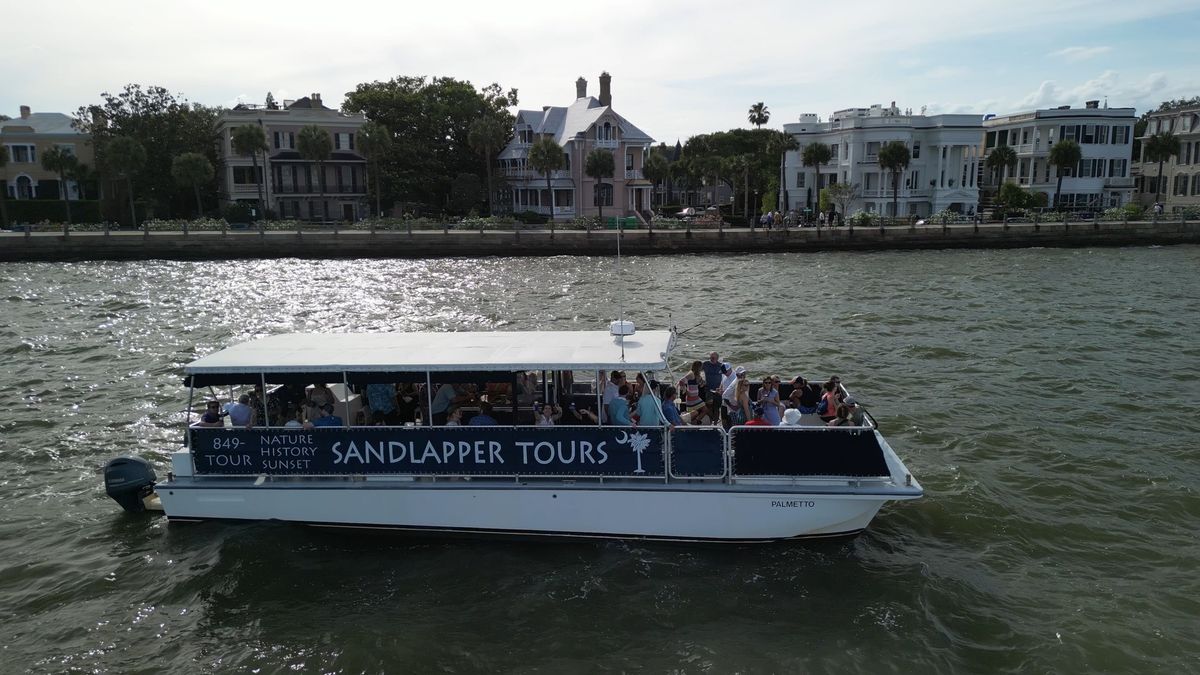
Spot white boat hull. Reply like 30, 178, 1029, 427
156, 480, 916, 542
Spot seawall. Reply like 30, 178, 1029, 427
2, 220, 1198, 262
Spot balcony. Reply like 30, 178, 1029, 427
595, 138, 618, 149
501, 168, 571, 180
1105, 178, 1135, 188
625, 169, 644, 180
273, 184, 365, 194
521, 205, 576, 216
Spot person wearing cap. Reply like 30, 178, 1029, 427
744, 401, 770, 426
843, 397, 865, 426
780, 408, 803, 426
312, 402, 344, 427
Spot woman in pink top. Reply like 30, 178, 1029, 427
819, 381, 840, 423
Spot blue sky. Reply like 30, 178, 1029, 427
3, 0, 1198, 143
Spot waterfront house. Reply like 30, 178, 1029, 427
216, 93, 368, 221
1, 106, 94, 201
1133, 104, 1200, 212
982, 101, 1136, 211
782, 104, 983, 218
497, 73, 655, 222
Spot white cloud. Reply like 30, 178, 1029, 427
1048, 46, 1113, 62
1013, 70, 1177, 112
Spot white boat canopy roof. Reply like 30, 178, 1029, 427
185, 330, 675, 375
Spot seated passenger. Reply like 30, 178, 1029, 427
227, 394, 256, 428
194, 400, 226, 427
843, 397, 865, 426
312, 403, 344, 427
780, 408, 803, 426
607, 384, 633, 426
827, 404, 852, 427
758, 376, 783, 426
445, 406, 463, 427
283, 406, 308, 429
534, 402, 561, 427
305, 383, 338, 423
469, 402, 499, 426
818, 381, 839, 422
636, 381, 666, 427
660, 385, 684, 427
788, 376, 821, 414
366, 382, 399, 425
744, 402, 771, 426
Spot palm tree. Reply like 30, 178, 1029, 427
468, 117, 509, 216
297, 125, 332, 221
171, 152, 214, 218
642, 152, 670, 209
41, 146, 79, 230
528, 137, 564, 220
231, 124, 268, 221
985, 144, 1018, 187
801, 142, 833, 212
358, 121, 393, 218
877, 140, 912, 222
105, 136, 147, 231
585, 148, 615, 226
748, 102, 770, 129
1048, 139, 1083, 209
0, 145, 9, 230
1144, 132, 1181, 205
68, 162, 95, 200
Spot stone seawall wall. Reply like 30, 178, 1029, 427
2, 221, 1198, 262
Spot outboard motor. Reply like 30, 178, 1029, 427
104, 456, 158, 513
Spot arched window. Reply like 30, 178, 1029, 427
15, 175, 33, 200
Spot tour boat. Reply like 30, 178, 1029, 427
104, 324, 923, 542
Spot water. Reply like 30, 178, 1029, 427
1, 247, 1198, 673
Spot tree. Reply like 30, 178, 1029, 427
231, 124, 268, 220
824, 181, 861, 221
68, 163, 95, 200
448, 172, 483, 214
171, 152, 214, 217
748, 102, 770, 129
985, 144, 1017, 186
1048, 139, 1083, 209
358, 121, 393, 218
642, 152, 670, 208
467, 117, 510, 216
528, 137, 565, 220
297, 125, 332, 221
995, 181, 1033, 212
1144, 132, 1181, 205
343, 77, 518, 211
41, 146, 79, 229
585, 148, 615, 225
801, 142, 833, 211
74, 84, 219, 220
877, 140, 911, 221
0, 145, 8, 230
105, 136, 147, 231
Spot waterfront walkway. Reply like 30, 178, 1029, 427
1, 220, 1197, 262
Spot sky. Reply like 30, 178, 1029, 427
4, 0, 1199, 143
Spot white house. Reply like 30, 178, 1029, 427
982, 101, 1136, 210
781, 103, 984, 218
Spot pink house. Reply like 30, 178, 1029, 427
498, 72, 654, 222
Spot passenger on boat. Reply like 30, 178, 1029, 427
758, 376, 784, 426
444, 406, 463, 426
283, 406, 309, 429
534, 402, 561, 427
468, 402, 499, 426
780, 408, 803, 426
744, 402, 771, 426
607, 384, 633, 426
678, 361, 705, 415
729, 377, 752, 426
788, 376, 820, 414
227, 394, 256, 428
844, 397, 865, 426
431, 383, 468, 426
601, 370, 625, 423
194, 400, 226, 427
635, 381, 667, 427
560, 402, 598, 425
722, 366, 747, 428
818, 381, 840, 422
366, 383, 399, 424
305, 383, 338, 423
701, 353, 724, 413
396, 383, 420, 424
633, 373, 648, 399
826, 404, 852, 427
312, 403, 343, 427
660, 385, 684, 427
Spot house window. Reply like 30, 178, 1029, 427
1108, 159, 1127, 178
273, 132, 281, 149
55, 144, 76, 157
865, 141, 880, 157
593, 183, 613, 206
1096, 125, 1109, 144
232, 166, 262, 184
598, 122, 613, 141
288, 132, 295, 149
796, 172, 805, 188
830, 144, 839, 159
912, 141, 920, 159
626, 153, 633, 170
7, 145, 35, 163
1113, 126, 1128, 144
1191, 174, 1200, 195
334, 132, 354, 150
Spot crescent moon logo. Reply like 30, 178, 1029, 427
615, 431, 629, 444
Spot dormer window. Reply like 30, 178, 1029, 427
597, 122, 613, 141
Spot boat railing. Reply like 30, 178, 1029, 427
727, 425, 892, 478
668, 426, 728, 481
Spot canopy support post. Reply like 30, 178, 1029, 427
342, 371, 351, 427
261, 373, 270, 427
425, 372, 433, 426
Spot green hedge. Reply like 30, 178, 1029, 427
3, 199, 103, 224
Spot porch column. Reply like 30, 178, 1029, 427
936, 144, 944, 188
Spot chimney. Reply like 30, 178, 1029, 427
311, 93, 322, 106
20, 105, 31, 119
1085, 99, 1099, 109
598, 72, 612, 107
576, 77, 587, 99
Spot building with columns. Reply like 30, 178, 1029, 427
1133, 104, 1200, 211
497, 72, 655, 221
982, 102, 1136, 210
216, 93, 368, 221
781, 103, 983, 218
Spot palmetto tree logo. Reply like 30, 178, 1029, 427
615, 430, 651, 474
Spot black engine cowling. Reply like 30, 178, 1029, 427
104, 456, 157, 513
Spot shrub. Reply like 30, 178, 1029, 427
3, 199, 103, 225
513, 210, 548, 225
848, 211, 879, 227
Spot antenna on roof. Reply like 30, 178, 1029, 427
608, 229, 635, 361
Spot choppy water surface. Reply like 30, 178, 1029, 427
1, 247, 1198, 673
